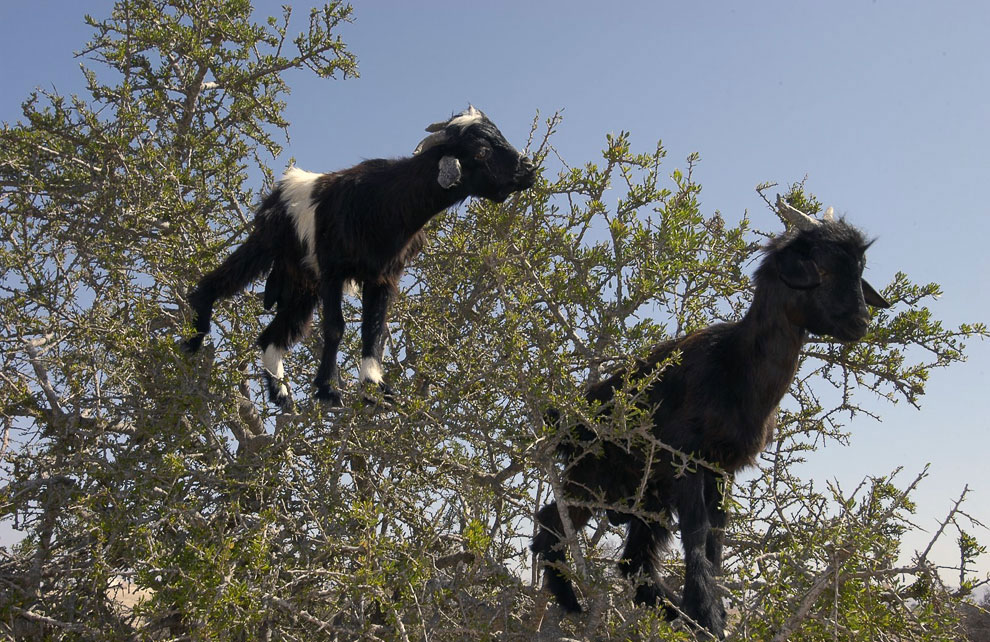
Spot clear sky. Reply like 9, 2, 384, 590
2, 1, 988, 582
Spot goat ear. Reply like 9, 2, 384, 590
775, 248, 821, 290
437, 155, 462, 189
861, 279, 891, 308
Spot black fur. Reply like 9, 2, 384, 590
183, 108, 537, 407
533, 216, 891, 638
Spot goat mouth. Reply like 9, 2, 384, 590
832, 322, 869, 342
503, 175, 535, 198
519, 168, 538, 188
495, 182, 532, 202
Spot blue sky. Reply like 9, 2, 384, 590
2, 1, 988, 581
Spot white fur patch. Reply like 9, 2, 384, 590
359, 356, 383, 384
303, 253, 321, 276
262, 345, 288, 397
279, 166, 321, 269
343, 279, 360, 298
447, 105, 484, 129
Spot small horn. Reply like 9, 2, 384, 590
823, 206, 835, 222
414, 130, 448, 155
776, 194, 821, 231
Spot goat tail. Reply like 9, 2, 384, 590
182, 232, 274, 353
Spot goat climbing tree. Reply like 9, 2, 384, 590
1, 1, 987, 640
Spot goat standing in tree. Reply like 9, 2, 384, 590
532, 197, 891, 638
183, 107, 537, 407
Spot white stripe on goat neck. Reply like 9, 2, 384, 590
359, 356, 384, 384
262, 345, 288, 397
280, 166, 322, 273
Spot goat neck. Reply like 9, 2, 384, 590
733, 281, 806, 418
389, 149, 472, 237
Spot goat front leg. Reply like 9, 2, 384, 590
359, 281, 395, 401
313, 279, 345, 406
704, 471, 728, 572
676, 472, 726, 638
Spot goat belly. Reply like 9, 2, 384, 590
562, 440, 644, 505
325, 230, 425, 287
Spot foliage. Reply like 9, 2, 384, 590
0, 1, 986, 640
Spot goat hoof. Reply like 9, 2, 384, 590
379, 382, 396, 401
269, 388, 292, 410
559, 596, 583, 615
633, 584, 660, 608
685, 608, 726, 640
661, 602, 679, 622
180, 334, 204, 354
264, 374, 292, 409
547, 581, 583, 615
630, 580, 681, 621
314, 385, 343, 407
361, 380, 396, 406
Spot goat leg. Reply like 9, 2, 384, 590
619, 517, 679, 620
313, 279, 346, 406
677, 474, 726, 638
257, 283, 318, 409
183, 233, 274, 353
359, 281, 396, 405
532, 502, 591, 614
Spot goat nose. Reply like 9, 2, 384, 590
852, 314, 870, 334
520, 156, 536, 171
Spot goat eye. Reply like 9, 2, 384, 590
475, 147, 490, 161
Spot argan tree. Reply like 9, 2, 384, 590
1, 1, 986, 640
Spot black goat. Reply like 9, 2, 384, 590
532, 197, 891, 638
182, 107, 537, 406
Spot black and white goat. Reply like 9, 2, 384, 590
183, 107, 537, 406
532, 197, 891, 638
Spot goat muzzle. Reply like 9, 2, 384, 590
516, 156, 538, 188
836, 316, 871, 342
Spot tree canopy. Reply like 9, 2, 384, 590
1, 2, 986, 640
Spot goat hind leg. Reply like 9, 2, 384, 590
183, 287, 215, 354
183, 233, 273, 353
619, 518, 679, 620
532, 502, 591, 613
257, 287, 318, 408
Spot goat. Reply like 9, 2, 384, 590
532, 197, 891, 638
182, 106, 537, 407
